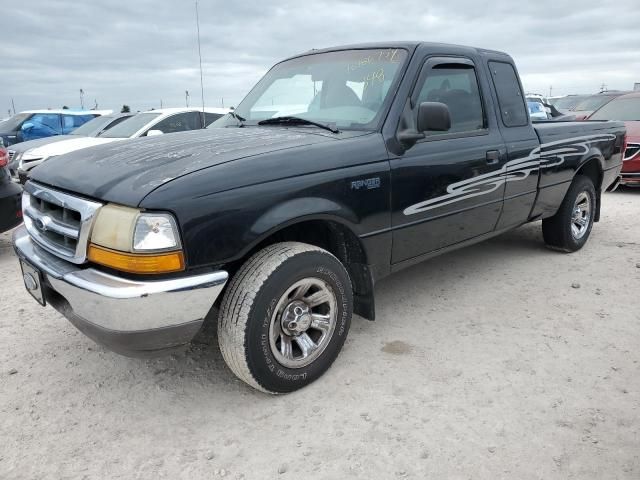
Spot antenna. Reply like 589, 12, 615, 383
195, 1, 206, 124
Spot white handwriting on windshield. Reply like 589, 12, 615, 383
346, 49, 400, 73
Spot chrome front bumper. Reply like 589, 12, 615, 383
13, 226, 228, 356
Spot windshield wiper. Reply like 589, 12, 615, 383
228, 111, 246, 127
258, 116, 339, 133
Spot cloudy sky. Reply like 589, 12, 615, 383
3, 0, 639, 115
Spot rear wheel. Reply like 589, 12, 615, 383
542, 175, 596, 252
218, 242, 353, 393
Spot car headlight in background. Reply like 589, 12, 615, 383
88, 204, 185, 274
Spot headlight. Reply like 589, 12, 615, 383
88, 204, 184, 274
133, 213, 181, 251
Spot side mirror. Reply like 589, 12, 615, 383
417, 102, 451, 132
21, 122, 34, 131
146, 129, 164, 136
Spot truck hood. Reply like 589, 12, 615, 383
30, 127, 365, 205
26, 136, 119, 158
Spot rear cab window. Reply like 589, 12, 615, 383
488, 61, 528, 127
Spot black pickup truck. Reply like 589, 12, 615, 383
13, 42, 625, 393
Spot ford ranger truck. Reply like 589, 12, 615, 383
13, 42, 625, 394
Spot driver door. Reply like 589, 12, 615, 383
390, 56, 507, 264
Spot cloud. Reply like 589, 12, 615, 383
2, 0, 639, 114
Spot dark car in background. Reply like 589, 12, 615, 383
0, 144, 22, 233
0, 110, 105, 147
590, 92, 640, 186
571, 91, 629, 120
7, 112, 133, 178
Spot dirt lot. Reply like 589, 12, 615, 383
1, 190, 639, 480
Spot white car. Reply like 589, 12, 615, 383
16, 107, 229, 182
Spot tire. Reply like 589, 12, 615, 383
542, 175, 596, 252
218, 242, 353, 394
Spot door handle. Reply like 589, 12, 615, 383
486, 150, 500, 165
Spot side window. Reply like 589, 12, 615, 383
62, 114, 94, 134
488, 61, 528, 127
152, 112, 201, 134
415, 64, 485, 134
23, 114, 62, 138
204, 112, 222, 126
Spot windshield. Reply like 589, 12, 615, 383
589, 96, 640, 121
212, 48, 408, 130
573, 95, 617, 112
554, 96, 589, 110
100, 113, 160, 138
0, 113, 31, 132
69, 115, 116, 136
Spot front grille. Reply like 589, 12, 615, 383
23, 182, 102, 264
624, 143, 640, 161
7, 150, 15, 162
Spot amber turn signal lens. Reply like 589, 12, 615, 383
87, 244, 185, 274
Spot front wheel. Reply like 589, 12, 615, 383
218, 242, 353, 393
542, 175, 596, 252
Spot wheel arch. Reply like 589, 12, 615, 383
575, 155, 604, 221
244, 216, 376, 320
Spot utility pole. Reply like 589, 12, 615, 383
160, 99, 163, 108
80, 89, 85, 109
185, 90, 190, 107
195, 1, 206, 121
11, 98, 16, 115
221, 97, 224, 108
549, 85, 553, 97
600, 83, 607, 93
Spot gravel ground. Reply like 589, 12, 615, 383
1, 190, 639, 480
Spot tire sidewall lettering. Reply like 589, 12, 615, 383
249, 252, 353, 390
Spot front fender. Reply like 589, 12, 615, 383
149, 163, 391, 269
251, 197, 359, 237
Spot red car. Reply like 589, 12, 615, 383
589, 92, 640, 186
0, 144, 23, 233
572, 91, 629, 121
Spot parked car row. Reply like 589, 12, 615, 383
7, 107, 229, 183
0, 109, 110, 147
7, 112, 134, 178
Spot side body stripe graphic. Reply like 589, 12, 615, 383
403, 134, 615, 216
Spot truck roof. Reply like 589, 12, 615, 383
288, 41, 510, 61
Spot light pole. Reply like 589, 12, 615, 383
79, 89, 85, 109
185, 90, 190, 107
195, 1, 206, 120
